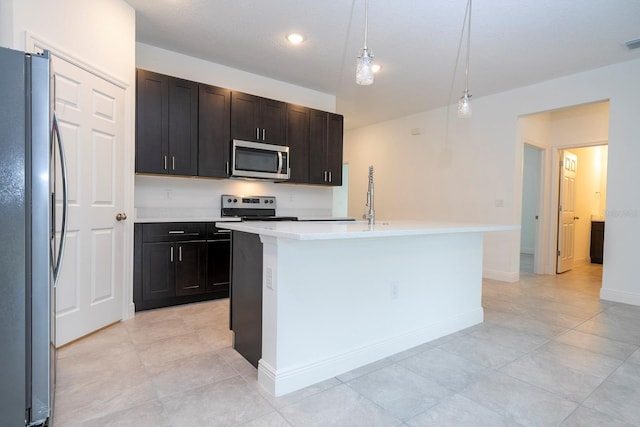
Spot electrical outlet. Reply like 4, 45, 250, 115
494, 198, 504, 208
390, 282, 399, 299
265, 267, 273, 290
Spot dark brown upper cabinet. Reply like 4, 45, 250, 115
198, 84, 231, 178
309, 110, 344, 186
231, 92, 286, 145
136, 69, 198, 176
286, 104, 310, 183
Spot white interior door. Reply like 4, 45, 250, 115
557, 150, 577, 273
53, 55, 125, 346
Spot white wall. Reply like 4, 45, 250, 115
344, 59, 640, 306
1, 0, 135, 84
134, 43, 339, 219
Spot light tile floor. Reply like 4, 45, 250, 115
54, 264, 640, 426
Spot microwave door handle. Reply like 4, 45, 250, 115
277, 152, 283, 174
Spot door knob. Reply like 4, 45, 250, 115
574, 216, 580, 220
116, 212, 127, 221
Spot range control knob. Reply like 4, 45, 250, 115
269, 200, 274, 204
227, 198, 232, 203
233, 198, 238, 203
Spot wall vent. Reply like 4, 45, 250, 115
624, 38, 640, 50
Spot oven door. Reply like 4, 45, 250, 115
231, 140, 290, 180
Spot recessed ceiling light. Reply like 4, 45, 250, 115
372, 64, 382, 73
287, 33, 304, 44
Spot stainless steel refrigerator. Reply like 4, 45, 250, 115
0, 46, 67, 426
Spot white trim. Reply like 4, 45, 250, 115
26, 31, 128, 89
483, 268, 519, 282
26, 32, 136, 322
600, 288, 640, 307
258, 308, 483, 397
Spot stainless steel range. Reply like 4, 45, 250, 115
221, 195, 297, 221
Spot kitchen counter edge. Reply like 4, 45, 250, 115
215, 220, 519, 241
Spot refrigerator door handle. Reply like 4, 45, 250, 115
52, 112, 68, 286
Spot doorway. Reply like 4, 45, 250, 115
556, 145, 608, 273
520, 144, 543, 274
518, 101, 609, 278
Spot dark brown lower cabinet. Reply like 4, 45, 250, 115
134, 223, 230, 311
590, 221, 605, 264
175, 241, 207, 296
230, 231, 263, 367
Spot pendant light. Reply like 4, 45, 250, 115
458, 0, 473, 117
356, 0, 374, 85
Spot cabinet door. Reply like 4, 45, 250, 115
199, 84, 231, 178
206, 240, 230, 292
142, 242, 175, 300
326, 113, 344, 186
231, 92, 260, 142
309, 109, 328, 184
261, 98, 287, 145
168, 77, 198, 176
136, 70, 169, 174
286, 104, 310, 183
175, 241, 207, 296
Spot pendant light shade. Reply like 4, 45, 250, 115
458, 91, 472, 117
458, 0, 473, 117
356, 48, 374, 85
356, 0, 374, 85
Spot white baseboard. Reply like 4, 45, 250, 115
483, 268, 519, 282
600, 288, 640, 307
258, 308, 483, 397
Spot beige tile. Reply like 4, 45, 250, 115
196, 326, 233, 351
161, 376, 273, 426
73, 400, 171, 427
146, 351, 236, 398
54, 364, 157, 425
125, 316, 195, 345
135, 332, 213, 368
56, 321, 131, 359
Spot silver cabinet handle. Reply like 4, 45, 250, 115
172, 156, 175, 171
329, 171, 332, 183
178, 245, 182, 262
168, 230, 185, 234
170, 246, 174, 262
226, 161, 229, 175
256, 128, 260, 140
116, 212, 127, 221
262, 128, 265, 141
324, 171, 328, 182
164, 155, 168, 171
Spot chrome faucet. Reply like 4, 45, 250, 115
364, 165, 375, 226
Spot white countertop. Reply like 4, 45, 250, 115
134, 217, 241, 224
215, 220, 519, 241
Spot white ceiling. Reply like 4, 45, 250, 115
125, 0, 640, 130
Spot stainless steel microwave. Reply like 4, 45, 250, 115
231, 139, 290, 181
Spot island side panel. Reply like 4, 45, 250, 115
230, 231, 263, 367
258, 232, 484, 396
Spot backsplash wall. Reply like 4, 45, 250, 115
134, 175, 334, 220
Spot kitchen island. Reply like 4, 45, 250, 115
216, 220, 517, 396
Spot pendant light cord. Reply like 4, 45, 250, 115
363, 0, 369, 49
444, 0, 472, 145
464, 0, 472, 94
